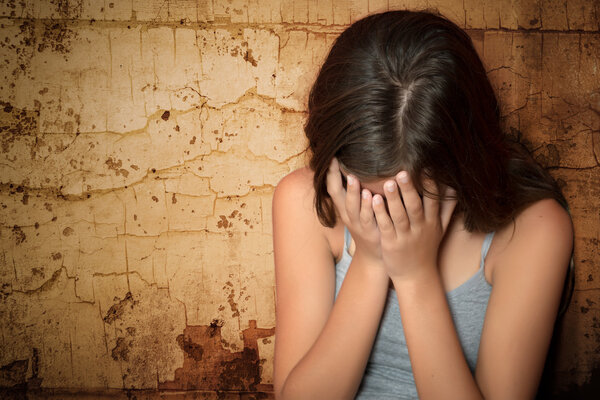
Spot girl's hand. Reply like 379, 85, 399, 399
326, 158, 383, 266
371, 171, 457, 281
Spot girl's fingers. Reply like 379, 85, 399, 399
396, 171, 424, 228
344, 173, 361, 223
359, 189, 376, 229
422, 178, 440, 222
383, 180, 409, 233
440, 185, 458, 232
325, 158, 348, 221
372, 194, 395, 240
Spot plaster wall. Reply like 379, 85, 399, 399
0, 0, 598, 398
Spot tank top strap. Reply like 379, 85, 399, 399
479, 231, 495, 270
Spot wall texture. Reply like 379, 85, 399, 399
0, 0, 598, 398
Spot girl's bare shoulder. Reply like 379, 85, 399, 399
487, 198, 573, 281
273, 167, 343, 261
273, 167, 320, 226
274, 167, 314, 202
515, 198, 572, 239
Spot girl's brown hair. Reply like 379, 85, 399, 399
305, 10, 568, 233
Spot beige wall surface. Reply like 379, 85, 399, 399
0, 0, 598, 398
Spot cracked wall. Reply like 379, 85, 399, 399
0, 0, 598, 398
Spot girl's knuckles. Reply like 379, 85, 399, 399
379, 224, 392, 233
381, 240, 395, 251
406, 205, 422, 215
358, 216, 371, 227
391, 215, 406, 225
360, 210, 371, 220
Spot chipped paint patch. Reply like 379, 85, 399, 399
160, 320, 274, 392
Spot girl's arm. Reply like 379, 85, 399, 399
272, 166, 389, 400
373, 173, 572, 399
474, 198, 572, 398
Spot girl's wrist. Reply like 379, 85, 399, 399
353, 248, 381, 264
389, 263, 440, 292
351, 250, 387, 276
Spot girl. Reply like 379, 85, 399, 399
272, 10, 573, 399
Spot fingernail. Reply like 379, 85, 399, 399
373, 195, 382, 205
362, 189, 369, 199
385, 181, 395, 192
347, 175, 354, 186
398, 171, 408, 184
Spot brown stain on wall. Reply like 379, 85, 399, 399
216, 209, 254, 230
159, 320, 274, 392
37, 21, 76, 56
0, 359, 28, 388
105, 157, 129, 177
244, 49, 258, 67
2, 20, 75, 83
111, 337, 132, 362
0, 102, 38, 135
103, 292, 138, 324
11, 225, 26, 244
0, 348, 42, 392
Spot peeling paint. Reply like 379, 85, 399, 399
111, 337, 131, 362
103, 292, 138, 325
160, 320, 274, 392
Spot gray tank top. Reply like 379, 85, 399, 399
334, 228, 494, 399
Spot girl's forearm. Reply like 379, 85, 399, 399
278, 254, 389, 400
392, 268, 483, 400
